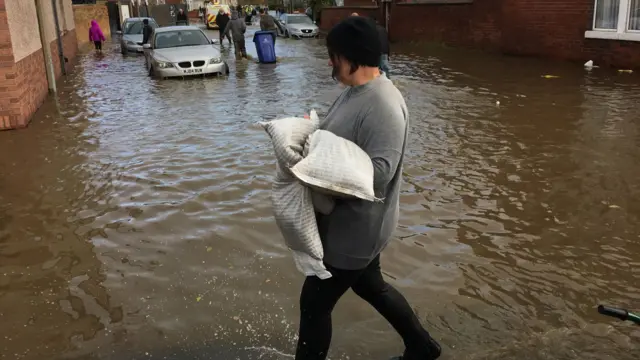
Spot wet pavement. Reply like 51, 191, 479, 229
1, 26, 640, 360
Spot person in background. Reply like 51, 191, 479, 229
222, 10, 247, 60
176, 8, 188, 25
142, 18, 153, 45
293, 16, 442, 360
372, 17, 391, 78
216, 8, 231, 46
259, 8, 278, 45
89, 19, 106, 53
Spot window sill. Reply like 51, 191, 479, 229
585, 30, 640, 42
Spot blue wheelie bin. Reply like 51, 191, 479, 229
253, 31, 277, 64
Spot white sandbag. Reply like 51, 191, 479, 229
260, 111, 332, 279
290, 129, 379, 202
259, 116, 318, 171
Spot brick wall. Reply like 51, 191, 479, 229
500, 0, 640, 68
319, 6, 381, 32
73, 4, 111, 47
320, 0, 640, 68
51, 29, 78, 79
14, 50, 48, 129
0, 0, 19, 130
389, 0, 502, 50
0, 2, 79, 131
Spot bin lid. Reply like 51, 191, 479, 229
253, 31, 275, 42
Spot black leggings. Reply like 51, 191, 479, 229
295, 255, 441, 360
219, 27, 231, 44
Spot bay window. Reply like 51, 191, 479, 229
585, 0, 640, 41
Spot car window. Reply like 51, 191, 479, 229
154, 30, 210, 49
124, 20, 159, 35
287, 16, 312, 25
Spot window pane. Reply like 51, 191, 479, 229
595, 0, 620, 29
630, 0, 640, 30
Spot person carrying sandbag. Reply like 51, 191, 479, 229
293, 16, 442, 360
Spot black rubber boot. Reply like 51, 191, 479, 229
391, 336, 442, 360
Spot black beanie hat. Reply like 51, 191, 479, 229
326, 16, 381, 70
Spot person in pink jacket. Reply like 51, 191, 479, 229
88, 20, 106, 52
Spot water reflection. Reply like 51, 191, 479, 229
0, 32, 639, 360
0, 81, 123, 359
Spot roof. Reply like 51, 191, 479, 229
124, 17, 155, 21
154, 25, 201, 33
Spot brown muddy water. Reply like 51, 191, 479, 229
1, 29, 640, 360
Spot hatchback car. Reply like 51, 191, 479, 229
144, 26, 229, 79
278, 14, 319, 39
119, 17, 159, 54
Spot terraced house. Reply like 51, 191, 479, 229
322, 0, 640, 69
0, 0, 78, 131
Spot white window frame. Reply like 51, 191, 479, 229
585, 0, 640, 41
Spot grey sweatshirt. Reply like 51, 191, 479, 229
222, 11, 246, 40
317, 74, 408, 270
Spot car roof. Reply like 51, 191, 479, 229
154, 25, 201, 33
125, 17, 155, 22
286, 14, 307, 17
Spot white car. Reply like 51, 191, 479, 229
119, 17, 158, 54
143, 26, 229, 79
278, 14, 319, 39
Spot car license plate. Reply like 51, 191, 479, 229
184, 69, 203, 74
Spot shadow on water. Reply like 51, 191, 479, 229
1, 30, 639, 360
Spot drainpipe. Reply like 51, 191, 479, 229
35, 0, 56, 92
51, 0, 66, 76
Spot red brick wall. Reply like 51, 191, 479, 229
1, 49, 49, 130
389, 0, 502, 50
0, 24, 78, 130
14, 50, 48, 129
0, 0, 19, 130
50, 30, 78, 84
319, 6, 381, 32
321, 0, 640, 68
500, 0, 640, 68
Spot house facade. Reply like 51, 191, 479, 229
0, 0, 78, 130
320, 0, 640, 69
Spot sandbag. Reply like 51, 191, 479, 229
260, 112, 332, 279
260, 111, 378, 280
291, 129, 379, 202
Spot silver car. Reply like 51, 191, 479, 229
119, 17, 159, 54
279, 14, 319, 39
143, 26, 229, 79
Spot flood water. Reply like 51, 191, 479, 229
1, 27, 640, 360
